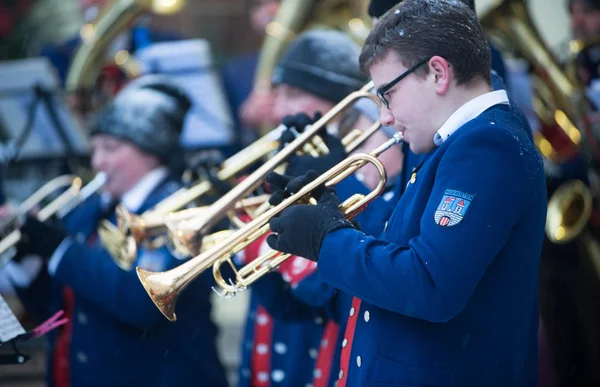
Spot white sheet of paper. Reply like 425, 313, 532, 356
0, 294, 26, 343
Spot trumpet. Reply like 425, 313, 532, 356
166, 82, 382, 257
137, 132, 403, 322
99, 194, 272, 270
0, 173, 107, 266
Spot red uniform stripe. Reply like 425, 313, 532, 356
251, 306, 274, 387
337, 297, 362, 387
313, 321, 340, 387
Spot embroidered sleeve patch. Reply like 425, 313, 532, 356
434, 189, 475, 227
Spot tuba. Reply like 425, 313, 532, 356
137, 132, 403, 321
65, 0, 186, 102
480, 0, 600, 245
253, 0, 371, 92
0, 173, 107, 267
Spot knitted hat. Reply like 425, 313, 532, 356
90, 74, 191, 163
272, 29, 367, 103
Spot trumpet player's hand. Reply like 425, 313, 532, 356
266, 170, 326, 206
278, 112, 319, 149
266, 188, 353, 262
286, 134, 346, 178
14, 216, 68, 261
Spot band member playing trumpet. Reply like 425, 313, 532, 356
4, 75, 227, 387
266, 1, 547, 386
235, 29, 374, 387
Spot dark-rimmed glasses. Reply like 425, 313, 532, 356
376, 57, 432, 109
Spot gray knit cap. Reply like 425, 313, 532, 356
272, 29, 367, 103
90, 74, 192, 163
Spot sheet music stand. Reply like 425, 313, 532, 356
0, 58, 90, 164
0, 294, 67, 366
134, 39, 235, 150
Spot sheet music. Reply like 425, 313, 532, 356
0, 294, 26, 343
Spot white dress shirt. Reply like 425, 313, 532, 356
433, 90, 510, 146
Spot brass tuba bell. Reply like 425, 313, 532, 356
481, 0, 600, 247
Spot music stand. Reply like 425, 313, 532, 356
0, 58, 90, 165
134, 39, 235, 150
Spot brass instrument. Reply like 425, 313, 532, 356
253, 0, 371, 93
66, 0, 186, 94
165, 82, 381, 257
96, 118, 323, 266
0, 173, 107, 267
99, 194, 271, 270
481, 0, 600, 248
138, 132, 403, 321
481, 0, 594, 165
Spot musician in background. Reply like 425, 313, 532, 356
235, 29, 371, 387
535, 1, 600, 386
266, 1, 547, 386
568, 0, 600, 87
3, 75, 228, 387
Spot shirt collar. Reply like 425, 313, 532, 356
433, 90, 510, 146
120, 167, 170, 212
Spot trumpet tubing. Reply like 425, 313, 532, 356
137, 132, 402, 321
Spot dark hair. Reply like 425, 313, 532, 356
360, 0, 491, 86
369, 0, 476, 18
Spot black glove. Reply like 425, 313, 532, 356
266, 170, 326, 206
266, 187, 354, 262
278, 112, 318, 150
277, 111, 346, 177
13, 216, 68, 261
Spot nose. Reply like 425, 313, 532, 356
271, 99, 287, 124
379, 105, 395, 127
91, 149, 106, 173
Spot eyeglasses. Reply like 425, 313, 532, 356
376, 57, 432, 109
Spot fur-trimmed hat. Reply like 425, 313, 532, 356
90, 74, 191, 163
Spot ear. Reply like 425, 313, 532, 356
428, 56, 451, 95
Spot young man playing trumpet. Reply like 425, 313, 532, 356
3, 75, 227, 387
266, 1, 547, 386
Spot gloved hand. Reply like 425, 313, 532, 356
278, 112, 318, 150
266, 170, 325, 206
285, 132, 346, 177
13, 216, 68, 261
277, 111, 347, 177
266, 187, 354, 262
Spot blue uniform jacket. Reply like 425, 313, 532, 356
237, 277, 327, 387
17, 175, 227, 387
317, 104, 547, 387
